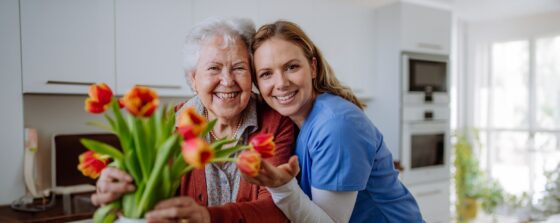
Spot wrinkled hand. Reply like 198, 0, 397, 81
146, 197, 210, 223
91, 167, 135, 206
242, 155, 300, 188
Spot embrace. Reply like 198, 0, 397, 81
92, 17, 424, 223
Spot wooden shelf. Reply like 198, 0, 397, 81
0, 195, 93, 223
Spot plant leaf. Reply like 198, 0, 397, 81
210, 138, 237, 151
86, 120, 112, 132
80, 138, 123, 161
130, 116, 149, 179
125, 149, 141, 185
136, 135, 179, 217
201, 119, 217, 138
122, 193, 136, 218
111, 98, 131, 153
214, 145, 245, 158
93, 201, 120, 223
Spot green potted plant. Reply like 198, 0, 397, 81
454, 131, 483, 222
454, 130, 506, 222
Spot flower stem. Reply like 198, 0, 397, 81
211, 157, 238, 163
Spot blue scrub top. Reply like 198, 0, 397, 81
296, 93, 424, 222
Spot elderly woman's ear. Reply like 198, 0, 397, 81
188, 71, 197, 94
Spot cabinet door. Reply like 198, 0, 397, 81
192, 0, 258, 25
21, 0, 115, 94
401, 3, 451, 54
407, 181, 451, 223
115, 0, 194, 96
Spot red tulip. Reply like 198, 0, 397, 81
84, 83, 113, 114
237, 150, 261, 177
249, 133, 276, 158
182, 138, 214, 169
77, 151, 110, 179
177, 107, 207, 140
117, 98, 125, 109
121, 86, 159, 118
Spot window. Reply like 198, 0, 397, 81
473, 35, 560, 196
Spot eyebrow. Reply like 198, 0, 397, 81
233, 61, 249, 66
256, 59, 300, 74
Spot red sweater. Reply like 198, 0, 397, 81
179, 101, 295, 223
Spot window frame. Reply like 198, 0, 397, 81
473, 35, 560, 195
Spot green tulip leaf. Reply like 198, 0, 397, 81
80, 138, 123, 161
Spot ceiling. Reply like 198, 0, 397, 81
453, 0, 560, 21
359, 0, 560, 21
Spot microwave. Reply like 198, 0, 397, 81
402, 52, 449, 105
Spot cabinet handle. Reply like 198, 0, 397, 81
46, 80, 95, 86
416, 189, 441, 197
137, 84, 182, 90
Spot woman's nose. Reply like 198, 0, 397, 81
274, 73, 290, 90
220, 69, 234, 86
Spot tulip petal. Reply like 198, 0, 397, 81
250, 133, 276, 158
182, 138, 214, 169
237, 150, 261, 177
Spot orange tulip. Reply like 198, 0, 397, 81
249, 133, 276, 158
182, 138, 214, 169
121, 86, 159, 117
177, 107, 207, 140
77, 151, 110, 179
237, 150, 261, 177
84, 83, 113, 114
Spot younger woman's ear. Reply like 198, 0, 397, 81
311, 57, 318, 79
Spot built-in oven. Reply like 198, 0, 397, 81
402, 52, 449, 105
400, 106, 450, 185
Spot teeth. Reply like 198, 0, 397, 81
276, 92, 296, 102
215, 92, 238, 99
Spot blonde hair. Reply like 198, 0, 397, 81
251, 21, 366, 109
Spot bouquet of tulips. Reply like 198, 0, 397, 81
77, 83, 275, 223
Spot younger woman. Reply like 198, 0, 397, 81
243, 21, 424, 223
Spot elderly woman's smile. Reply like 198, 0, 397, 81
215, 91, 240, 100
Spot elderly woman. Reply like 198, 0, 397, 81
92, 17, 294, 223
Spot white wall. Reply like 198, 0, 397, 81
0, 0, 25, 204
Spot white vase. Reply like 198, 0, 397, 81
115, 216, 146, 223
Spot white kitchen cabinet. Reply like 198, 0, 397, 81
115, 0, 194, 96
21, 0, 115, 94
401, 3, 452, 54
257, 0, 377, 100
192, 0, 258, 25
407, 181, 451, 223
372, 2, 452, 221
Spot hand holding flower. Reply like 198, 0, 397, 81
146, 197, 210, 223
91, 167, 135, 206
242, 155, 300, 188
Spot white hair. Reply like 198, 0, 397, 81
183, 17, 256, 88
